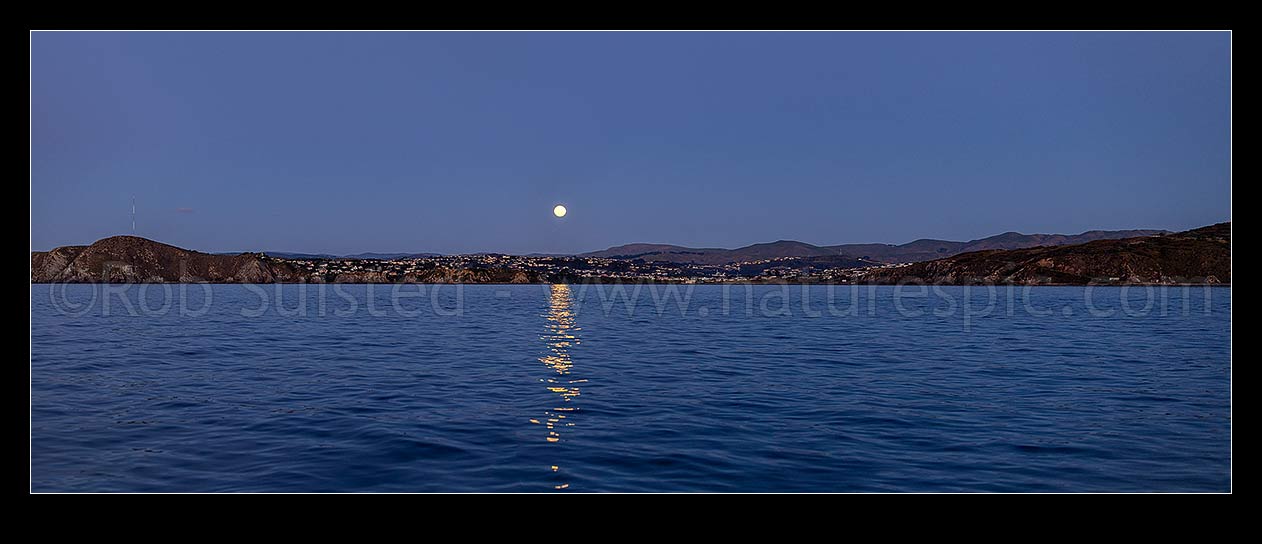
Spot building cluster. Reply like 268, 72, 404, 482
269, 253, 915, 284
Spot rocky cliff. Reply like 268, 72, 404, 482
863, 223, 1230, 285
31, 236, 303, 283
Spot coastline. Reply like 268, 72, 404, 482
30, 281, 1232, 287
33, 224, 1230, 287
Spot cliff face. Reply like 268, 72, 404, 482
864, 223, 1230, 285
31, 236, 302, 283
31, 245, 87, 282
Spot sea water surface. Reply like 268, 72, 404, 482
31, 284, 1230, 492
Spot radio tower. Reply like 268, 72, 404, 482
131, 196, 136, 235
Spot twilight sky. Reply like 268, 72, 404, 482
31, 31, 1231, 255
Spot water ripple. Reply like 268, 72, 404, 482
31, 285, 1231, 492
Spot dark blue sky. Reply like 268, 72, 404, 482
31, 32, 1230, 254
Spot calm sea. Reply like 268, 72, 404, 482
31, 284, 1231, 492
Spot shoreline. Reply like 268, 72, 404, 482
30, 281, 1232, 287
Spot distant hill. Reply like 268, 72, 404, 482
583, 240, 845, 265
341, 252, 442, 260
33, 236, 302, 283
582, 229, 1170, 265
862, 223, 1230, 285
582, 243, 729, 261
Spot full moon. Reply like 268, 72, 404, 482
553, 204, 567, 218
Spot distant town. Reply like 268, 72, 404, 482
268, 253, 910, 284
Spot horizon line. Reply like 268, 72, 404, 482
29, 222, 1227, 256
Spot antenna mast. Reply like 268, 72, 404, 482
131, 196, 136, 235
